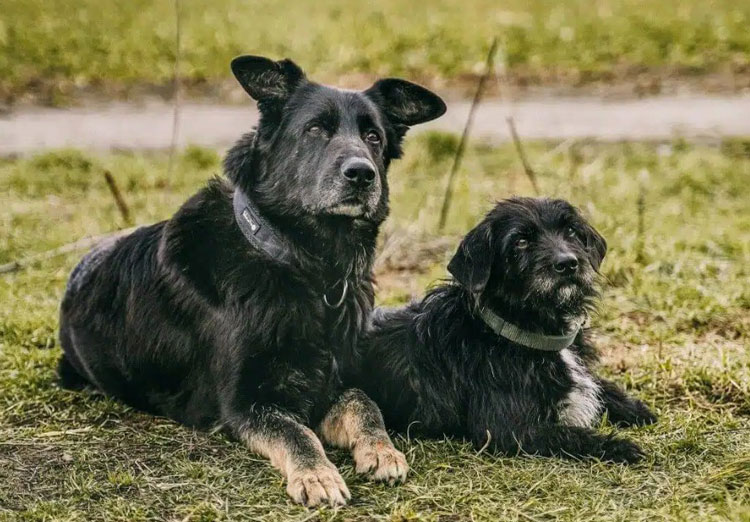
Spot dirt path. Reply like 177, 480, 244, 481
2, 95, 749, 155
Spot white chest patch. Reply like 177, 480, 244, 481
557, 349, 603, 428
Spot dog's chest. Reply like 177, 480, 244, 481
556, 349, 602, 428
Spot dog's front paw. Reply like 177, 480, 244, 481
286, 463, 351, 507
599, 436, 646, 464
614, 399, 659, 428
353, 438, 409, 484
624, 400, 658, 427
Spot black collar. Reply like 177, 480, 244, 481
233, 188, 296, 267
232, 188, 349, 308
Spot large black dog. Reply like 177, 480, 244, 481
58, 55, 445, 506
352, 198, 657, 463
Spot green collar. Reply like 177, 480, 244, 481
476, 304, 581, 352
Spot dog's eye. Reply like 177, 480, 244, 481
566, 226, 578, 239
516, 238, 529, 249
307, 125, 328, 138
364, 131, 381, 144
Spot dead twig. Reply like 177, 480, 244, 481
167, 0, 183, 179
103, 170, 131, 224
636, 169, 649, 264
567, 141, 582, 186
437, 37, 498, 232
507, 117, 540, 195
636, 185, 645, 263
0, 228, 138, 275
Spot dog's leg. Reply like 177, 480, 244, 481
319, 388, 408, 483
479, 423, 646, 464
598, 378, 658, 427
471, 398, 646, 464
230, 407, 350, 507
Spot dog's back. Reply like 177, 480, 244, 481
60, 223, 161, 402
59, 188, 226, 426
59, 233, 123, 390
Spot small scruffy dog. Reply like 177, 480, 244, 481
351, 197, 657, 463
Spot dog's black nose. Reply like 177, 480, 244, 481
553, 252, 579, 275
341, 158, 376, 188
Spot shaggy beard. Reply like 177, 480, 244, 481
500, 269, 602, 333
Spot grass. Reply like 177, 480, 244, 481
0, 135, 749, 520
3, 0, 750, 105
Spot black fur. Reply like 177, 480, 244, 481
58, 55, 445, 505
351, 198, 657, 464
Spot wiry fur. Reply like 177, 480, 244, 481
350, 198, 657, 463
58, 55, 445, 506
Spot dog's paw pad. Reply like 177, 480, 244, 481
286, 464, 350, 507
353, 439, 409, 484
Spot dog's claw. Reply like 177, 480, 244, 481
353, 438, 409, 484
630, 401, 658, 426
286, 464, 350, 507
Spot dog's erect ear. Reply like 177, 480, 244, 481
583, 223, 607, 271
447, 222, 494, 294
365, 79, 446, 127
231, 55, 305, 105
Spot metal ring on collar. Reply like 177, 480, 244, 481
323, 279, 348, 309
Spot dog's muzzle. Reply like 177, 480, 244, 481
340, 157, 376, 189
327, 157, 380, 217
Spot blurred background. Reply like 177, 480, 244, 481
2, 0, 750, 104
1, 2, 749, 521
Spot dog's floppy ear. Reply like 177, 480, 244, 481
231, 55, 305, 105
447, 222, 494, 294
583, 222, 607, 271
365, 79, 446, 127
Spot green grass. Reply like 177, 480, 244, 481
2, 0, 750, 104
1, 136, 749, 520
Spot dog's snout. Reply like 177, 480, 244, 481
341, 158, 376, 188
553, 252, 578, 275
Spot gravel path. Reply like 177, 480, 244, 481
2, 95, 749, 155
